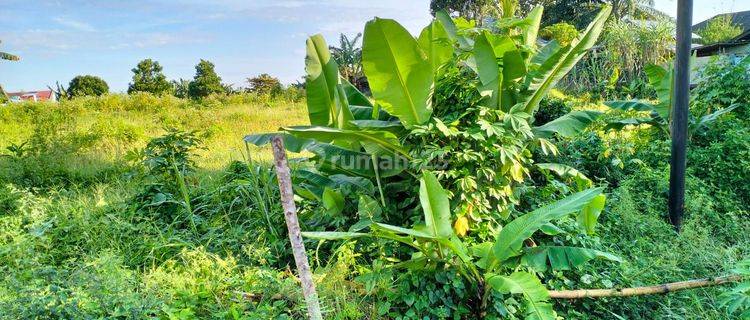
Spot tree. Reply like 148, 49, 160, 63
128, 59, 172, 95
187, 59, 224, 99
171, 79, 191, 99
430, 0, 495, 20
696, 14, 743, 45
68, 75, 109, 97
1, 40, 19, 62
247, 73, 283, 95
1, 40, 19, 103
516, 0, 665, 28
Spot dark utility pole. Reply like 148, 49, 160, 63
669, 0, 693, 231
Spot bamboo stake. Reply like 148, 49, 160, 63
549, 275, 745, 299
270, 136, 323, 320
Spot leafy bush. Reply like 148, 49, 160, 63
188, 59, 224, 99
68, 75, 109, 97
692, 55, 750, 120
563, 19, 674, 99
689, 117, 750, 204
540, 22, 579, 46
534, 91, 573, 125
128, 58, 172, 95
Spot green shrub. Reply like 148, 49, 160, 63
534, 93, 573, 125
68, 75, 109, 97
692, 55, 749, 120
540, 22, 579, 46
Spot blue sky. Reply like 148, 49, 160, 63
1, 0, 748, 92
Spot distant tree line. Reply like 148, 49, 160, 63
46, 58, 304, 101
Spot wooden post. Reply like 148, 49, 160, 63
669, 0, 693, 231
549, 274, 744, 299
270, 136, 323, 320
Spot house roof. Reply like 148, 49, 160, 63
692, 10, 750, 57
7, 90, 53, 100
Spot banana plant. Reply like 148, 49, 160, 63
303, 171, 620, 319
604, 63, 739, 136
719, 259, 750, 318
446, 5, 611, 115
246, 6, 612, 210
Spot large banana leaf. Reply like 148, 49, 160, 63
644, 63, 672, 119
305, 34, 340, 126
418, 19, 454, 76
521, 6, 544, 53
691, 103, 740, 133
486, 271, 555, 320
341, 77, 373, 108
333, 84, 356, 130
435, 10, 471, 50
603, 117, 662, 131
244, 132, 314, 152
492, 187, 605, 263
535, 163, 592, 189
322, 148, 401, 178
363, 17, 433, 128
322, 187, 345, 215
604, 100, 660, 113
473, 31, 503, 108
282, 126, 409, 158
520, 5, 611, 114
578, 194, 606, 235
521, 246, 621, 271
533, 110, 602, 138
420, 171, 453, 238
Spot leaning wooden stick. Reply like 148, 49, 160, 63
270, 136, 323, 320
549, 274, 745, 299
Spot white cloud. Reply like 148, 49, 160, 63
53, 17, 96, 32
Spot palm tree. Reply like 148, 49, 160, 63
1, 40, 19, 102
1, 40, 19, 62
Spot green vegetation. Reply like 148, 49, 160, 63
540, 22, 579, 46
696, 14, 743, 45
1, 3, 749, 320
68, 75, 109, 97
188, 59, 224, 99
128, 59, 172, 95
247, 74, 283, 96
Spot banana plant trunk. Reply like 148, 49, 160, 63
270, 135, 323, 320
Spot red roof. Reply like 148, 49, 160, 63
7, 90, 53, 101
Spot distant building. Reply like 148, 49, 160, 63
692, 10, 750, 60
7, 90, 56, 102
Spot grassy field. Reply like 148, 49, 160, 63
0, 93, 307, 174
